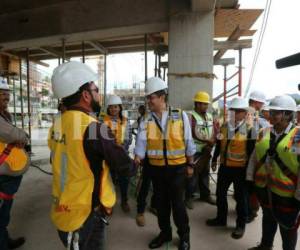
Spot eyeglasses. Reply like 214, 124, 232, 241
269, 110, 283, 116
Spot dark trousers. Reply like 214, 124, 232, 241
216, 165, 247, 228
0, 176, 23, 250
255, 188, 299, 250
110, 170, 129, 203
149, 165, 190, 241
58, 211, 106, 250
259, 206, 298, 250
186, 153, 211, 199
246, 182, 260, 219
136, 163, 156, 214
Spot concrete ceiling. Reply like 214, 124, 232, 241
191, 0, 238, 11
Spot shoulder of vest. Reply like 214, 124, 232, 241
257, 127, 270, 142
170, 108, 182, 114
170, 108, 183, 121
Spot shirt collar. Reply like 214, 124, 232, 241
271, 122, 293, 137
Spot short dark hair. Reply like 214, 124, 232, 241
62, 82, 91, 108
153, 89, 168, 102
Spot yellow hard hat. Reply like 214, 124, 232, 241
193, 91, 210, 103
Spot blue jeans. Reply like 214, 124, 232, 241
0, 176, 23, 250
58, 211, 106, 250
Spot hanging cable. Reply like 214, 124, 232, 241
244, 0, 273, 97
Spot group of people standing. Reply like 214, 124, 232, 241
1, 61, 300, 250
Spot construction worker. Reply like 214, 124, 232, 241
0, 77, 30, 250
102, 95, 132, 213
134, 77, 196, 250
261, 105, 270, 122
248, 90, 270, 129
49, 61, 133, 250
247, 91, 270, 223
207, 97, 256, 239
185, 91, 215, 209
247, 95, 300, 250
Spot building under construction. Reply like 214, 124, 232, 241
0, 1, 288, 250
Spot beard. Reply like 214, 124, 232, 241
91, 98, 101, 116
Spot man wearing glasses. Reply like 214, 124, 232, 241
49, 61, 133, 250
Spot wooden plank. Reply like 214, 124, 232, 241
214, 9, 263, 38
0, 51, 49, 67
214, 39, 252, 50
214, 58, 235, 65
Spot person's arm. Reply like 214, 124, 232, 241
134, 118, 147, 164
83, 122, 134, 177
247, 128, 256, 158
182, 111, 196, 158
246, 149, 258, 181
212, 139, 221, 162
123, 120, 132, 151
0, 116, 28, 144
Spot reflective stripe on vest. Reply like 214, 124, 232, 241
220, 122, 249, 167
103, 115, 127, 145
191, 111, 213, 153
146, 109, 186, 166
50, 110, 116, 232
255, 128, 299, 198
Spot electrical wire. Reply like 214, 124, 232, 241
244, 0, 273, 97
31, 163, 53, 176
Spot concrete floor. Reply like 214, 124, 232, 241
8, 164, 285, 250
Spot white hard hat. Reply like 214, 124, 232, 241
228, 97, 248, 110
107, 95, 122, 106
249, 90, 266, 103
51, 61, 98, 98
268, 95, 296, 112
0, 77, 10, 91
145, 77, 168, 96
261, 104, 269, 111
297, 104, 300, 112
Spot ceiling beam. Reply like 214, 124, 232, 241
86, 41, 108, 54
39, 46, 70, 60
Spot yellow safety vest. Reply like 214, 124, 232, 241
220, 122, 250, 167
103, 115, 127, 145
255, 127, 299, 198
0, 142, 28, 173
146, 109, 186, 166
49, 110, 116, 232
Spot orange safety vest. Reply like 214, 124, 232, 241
145, 109, 186, 166
220, 122, 250, 167
103, 115, 127, 145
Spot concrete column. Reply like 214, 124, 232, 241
168, 11, 214, 110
